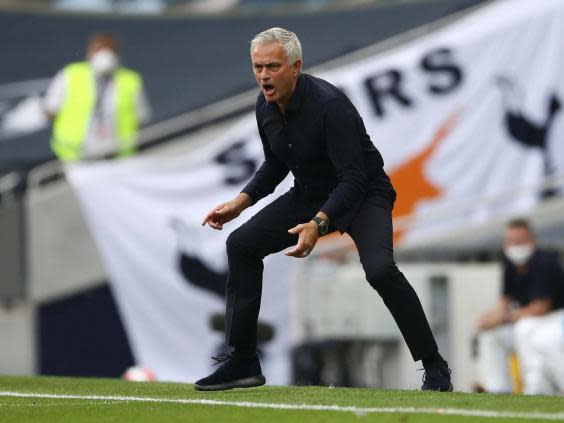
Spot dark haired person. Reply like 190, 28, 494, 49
477, 219, 564, 394
44, 32, 150, 162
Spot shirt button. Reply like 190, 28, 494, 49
295, 164, 300, 169
288, 143, 292, 148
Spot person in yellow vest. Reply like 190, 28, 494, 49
44, 32, 151, 161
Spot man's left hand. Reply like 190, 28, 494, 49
286, 221, 319, 258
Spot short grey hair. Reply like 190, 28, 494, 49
250, 27, 302, 66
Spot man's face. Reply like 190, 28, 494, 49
86, 40, 118, 60
503, 225, 536, 266
251, 42, 301, 106
503, 226, 534, 249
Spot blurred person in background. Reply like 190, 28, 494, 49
44, 32, 151, 162
198, 27, 452, 392
477, 218, 564, 395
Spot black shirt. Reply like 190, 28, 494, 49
242, 73, 395, 232
503, 249, 564, 310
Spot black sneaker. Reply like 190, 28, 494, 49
194, 352, 266, 391
421, 361, 453, 392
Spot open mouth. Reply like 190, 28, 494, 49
262, 84, 275, 96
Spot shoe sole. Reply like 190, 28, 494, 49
422, 382, 454, 392
194, 374, 266, 391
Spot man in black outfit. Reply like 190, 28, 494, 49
477, 219, 564, 394
196, 27, 452, 391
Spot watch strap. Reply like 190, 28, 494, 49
311, 216, 324, 226
311, 216, 328, 235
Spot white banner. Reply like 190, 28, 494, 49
321, 0, 564, 244
67, 119, 295, 383
67, 0, 564, 383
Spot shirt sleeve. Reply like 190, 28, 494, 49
529, 252, 563, 303
319, 99, 368, 223
43, 70, 66, 115
241, 113, 289, 204
136, 84, 151, 125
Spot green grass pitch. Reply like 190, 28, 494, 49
1, 375, 564, 422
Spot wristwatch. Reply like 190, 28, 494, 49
311, 216, 329, 236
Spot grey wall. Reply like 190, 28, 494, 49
0, 0, 486, 172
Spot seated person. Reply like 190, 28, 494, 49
476, 218, 564, 394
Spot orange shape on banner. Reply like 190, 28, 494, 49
390, 110, 461, 244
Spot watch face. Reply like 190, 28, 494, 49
319, 222, 329, 235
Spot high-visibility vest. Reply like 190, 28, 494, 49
51, 62, 142, 162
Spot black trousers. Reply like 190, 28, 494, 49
224, 190, 438, 361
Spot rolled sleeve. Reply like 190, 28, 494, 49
43, 70, 66, 116
136, 85, 151, 125
320, 99, 368, 228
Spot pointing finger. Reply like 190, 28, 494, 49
288, 224, 302, 234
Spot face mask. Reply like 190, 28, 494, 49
504, 244, 534, 266
90, 49, 119, 75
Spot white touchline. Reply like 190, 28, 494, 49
1, 391, 564, 421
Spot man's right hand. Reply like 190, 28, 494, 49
477, 313, 501, 331
477, 308, 509, 331
201, 193, 253, 230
